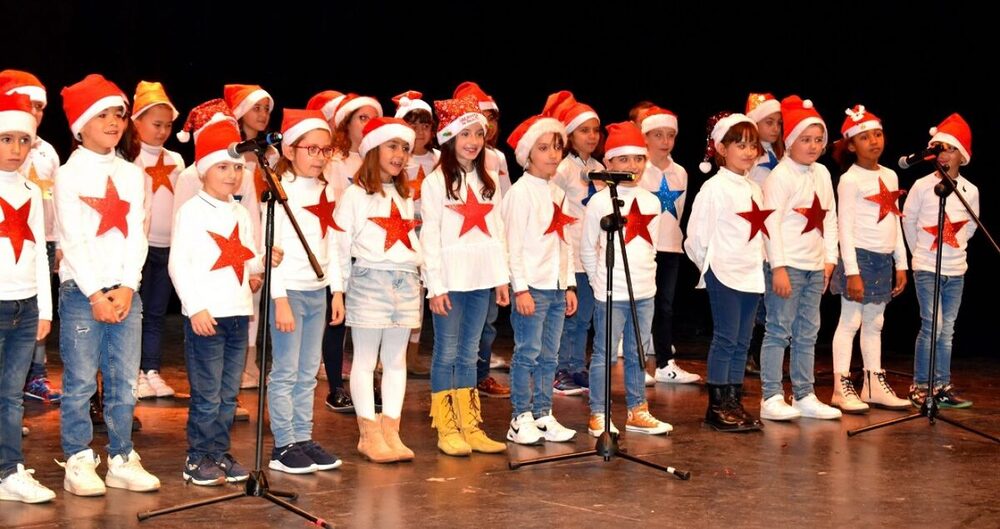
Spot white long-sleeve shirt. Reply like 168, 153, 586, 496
267, 174, 344, 298
762, 158, 838, 271
748, 141, 778, 188
173, 164, 263, 253
19, 137, 59, 242
335, 183, 423, 284
552, 154, 604, 273
684, 168, 767, 293
580, 185, 659, 301
837, 164, 907, 275
134, 143, 184, 248
406, 148, 439, 218
324, 151, 362, 202
485, 147, 512, 196
501, 172, 576, 292
55, 147, 147, 297
419, 167, 508, 297
0, 170, 52, 319
639, 157, 687, 253
902, 173, 979, 276
169, 191, 264, 317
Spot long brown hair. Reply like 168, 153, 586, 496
438, 134, 493, 201
355, 145, 410, 198
116, 108, 141, 161
272, 130, 330, 184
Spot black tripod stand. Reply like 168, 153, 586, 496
139, 141, 336, 526
509, 177, 690, 479
848, 159, 999, 444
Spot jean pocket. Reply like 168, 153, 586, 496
352, 266, 371, 278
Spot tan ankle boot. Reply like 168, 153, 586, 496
831, 373, 870, 414
380, 414, 414, 461
860, 369, 910, 410
455, 388, 506, 453
357, 416, 398, 463
406, 341, 430, 379
429, 390, 472, 456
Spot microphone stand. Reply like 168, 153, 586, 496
848, 160, 999, 444
139, 146, 334, 526
509, 180, 690, 480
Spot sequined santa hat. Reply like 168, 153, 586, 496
60, 73, 128, 140
280, 109, 330, 147
223, 84, 273, 121
542, 90, 599, 134
432, 95, 487, 144
392, 90, 433, 119
195, 116, 243, 174
358, 117, 415, 157
928, 113, 972, 165
745, 92, 780, 124
638, 105, 678, 134
132, 80, 179, 121
0, 69, 46, 107
453, 81, 498, 112
507, 115, 567, 168
781, 95, 827, 147
176, 98, 237, 143
841, 104, 882, 138
306, 90, 346, 122
0, 92, 37, 138
333, 93, 382, 128
698, 111, 756, 174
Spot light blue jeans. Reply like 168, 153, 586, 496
431, 288, 492, 392
589, 297, 652, 413
509, 288, 565, 418
557, 272, 594, 374
268, 288, 325, 448
912, 271, 964, 387
761, 265, 824, 400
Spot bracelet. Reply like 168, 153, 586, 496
565, 286, 578, 293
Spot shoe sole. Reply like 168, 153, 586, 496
655, 377, 701, 384
760, 413, 801, 421
63, 481, 106, 497
268, 460, 317, 474
311, 460, 343, 471
864, 401, 913, 411
587, 429, 619, 437
626, 425, 671, 435
182, 472, 226, 486
553, 388, 585, 396
704, 421, 761, 433
936, 402, 973, 409
540, 432, 577, 442
505, 432, 544, 445
479, 392, 510, 399
831, 403, 871, 415
0, 491, 56, 503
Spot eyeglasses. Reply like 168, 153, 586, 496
295, 145, 335, 158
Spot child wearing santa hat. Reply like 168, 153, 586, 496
0, 92, 57, 503
759, 95, 841, 422
502, 114, 579, 445
684, 112, 766, 432
334, 117, 421, 463
420, 95, 508, 457
265, 109, 345, 474
55, 74, 159, 495
327, 93, 383, 195
169, 115, 281, 485
902, 113, 978, 409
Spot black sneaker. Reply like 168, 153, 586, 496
297, 440, 341, 471
934, 385, 973, 409
325, 387, 354, 413
909, 385, 928, 408
269, 443, 316, 474
215, 453, 249, 482
183, 455, 226, 486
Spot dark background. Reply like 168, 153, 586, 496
11, 1, 996, 359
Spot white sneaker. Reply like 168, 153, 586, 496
791, 394, 843, 420
644, 371, 656, 387
760, 394, 801, 421
489, 357, 508, 370
506, 412, 544, 445
534, 412, 577, 442
588, 413, 620, 437
0, 464, 56, 504
240, 370, 259, 389
143, 370, 175, 398
136, 371, 153, 399
105, 450, 160, 492
21, 425, 28, 436
617, 339, 624, 358
59, 449, 106, 496
654, 359, 701, 384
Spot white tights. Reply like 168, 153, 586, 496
350, 327, 410, 420
831, 299, 886, 373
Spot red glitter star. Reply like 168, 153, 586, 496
208, 225, 255, 284
623, 199, 656, 245
736, 198, 775, 241
80, 177, 130, 237
446, 184, 493, 237
0, 197, 34, 263
794, 193, 828, 235
407, 165, 426, 201
303, 187, 343, 237
923, 213, 970, 251
145, 151, 176, 194
543, 199, 577, 242
369, 199, 421, 251
864, 177, 904, 222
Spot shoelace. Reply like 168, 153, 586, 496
840, 375, 861, 400
463, 392, 486, 435
443, 394, 463, 432
875, 371, 899, 397
631, 409, 658, 425
8, 467, 43, 487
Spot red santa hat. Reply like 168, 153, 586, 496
223, 84, 273, 121
392, 90, 433, 119
542, 91, 599, 134
60, 74, 128, 140
745, 92, 780, 124
433, 95, 487, 145
698, 111, 756, 174
840, 104, 882, 139
638, 105, 678, 134
506, 115, 566, 168
781, 95, 826, 147
929, 113, 972, 165
280, 109, 330, 147
453, 81, 498, 112
0, 93, 37, 138
176, 98, 237, 143
0, 69, 46, 107
132, 80, 179, 121
603, 121, 647, 160
195, 117, 242, 174
306, 90, 346, 122
333, 93, 383, 129
358, 117, 415, 158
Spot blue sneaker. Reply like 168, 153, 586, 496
297, 440, 341, 471
571, 370, 590, 390
24, 377, 62, 404
183, 455, 225, 486
215, 453, 249, 482
553, 369, 584, 396
269, 443, 316, 474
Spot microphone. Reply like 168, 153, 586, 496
588, 171, 636, 184
227, 132, 283, 158
898, 143, 944, 169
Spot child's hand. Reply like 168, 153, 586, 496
565, 290, 578, 317
37, 319, 51, 341
891, 270, 908, 297
846, 275, 865, 302
515, 290, 534, 316
429, 294, 452, 316
274, 297, 295, 333
330, 292, 345, 325
106, 287, 134, 319
54, 249, 63, 273
495, 285, 510, 307
269, 246, 284, 267
771, 267, 792, 298
89, 293, 120, 323
823, 264, 835, 294
191, 310, 217, 336
249, 274, 263, 293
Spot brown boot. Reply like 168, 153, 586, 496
357, 416, 398, 463
429, 390, 472, 456
455, 388, 506, 453
406, 341, 430, 379
380, 415, 415, 461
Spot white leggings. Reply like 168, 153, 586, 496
350, 327, 410, 420
831, 299, 887, 373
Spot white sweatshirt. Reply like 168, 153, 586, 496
762, 158, 839, 271
134, 142, 184, 248
552, 154, 604, 273
837, 164, 907, 275
638, 157, 687, 253
501, 172, 576, 292
335, 182, 423, 284
0, 170, 52, 319
902, 173, 979, 276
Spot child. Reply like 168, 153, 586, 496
759, 96, 841, 421
828, 105, 910, 413
581, 122, 672, 436
129, 81, 185, 399
0, 70, 62, 403
637, 104, 700, 385
545, 90, 602, 396
421, 95, 508, 456
335, 117, 421, 463
0, 92, 56, 503
902, 113, 978, 409
685, 112, 767, 431
503, 114, 578, 445
169, 115, 280, 485
266, 109, 346, 474
56, 74, 159, 495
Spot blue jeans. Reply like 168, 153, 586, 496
509, 288, 565, 418
477, 297, 499, 382
589, 297, 652, 413
761, 265, 824, 400
557, 272, 594, 374
59, 281, 142, 458
27, 242, 56, 381
705, 269, 760, 385
1, 297, 38, 476
653, 251, 681, 368
913, 271, 964, 387
139, 246, 173, 372
268, 288, 325, 448
185, 316, 247, 459
431, 289, 492, 392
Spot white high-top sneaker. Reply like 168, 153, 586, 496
105, 450, 160, 492
860, 369, 910, 410
143, 370, 176, 398
0, 464, 56, 503
59, 448, 106, 496
831, 373, 870, 414
654, 360, 701, 384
